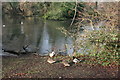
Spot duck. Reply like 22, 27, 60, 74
62, 60, 70, 67
23, 45, 29, 52
73, 56, 81, 64
3, 25, 5, 27
47, 58, 56, 64
49, 51, 55, 58
21, 21, 23, 24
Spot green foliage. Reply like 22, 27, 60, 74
3, 2, 86, 20
42, 2, 76, 20
43, 2, 85, 20
10, 2, 19, 8
81, 28, 119, 66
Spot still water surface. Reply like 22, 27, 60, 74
2, 16, 75, 56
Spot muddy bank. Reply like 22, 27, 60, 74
2, 54, 119, 78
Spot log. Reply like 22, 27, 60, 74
2, 49, 20, 56
2, 48, 36, 56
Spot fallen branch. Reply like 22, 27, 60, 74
2, 48, 36, 56
2, 49, 20, 56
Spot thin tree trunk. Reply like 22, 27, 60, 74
95, 1, 98, 10
70, 0, 78, 27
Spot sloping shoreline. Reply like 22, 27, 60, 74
2, 54, 118, 78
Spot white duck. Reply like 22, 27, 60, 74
47, 58, 56, 64
3, 25, 5, 27
62, 60, 70, 67
49, 51, 55, 58
21, 21, 23, 24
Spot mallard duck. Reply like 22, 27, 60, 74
23, 45, 29, 52
73, 56, 81, 64
47, 58, 56, 64
49, 51, 55, 58
62, 60, 70, 67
